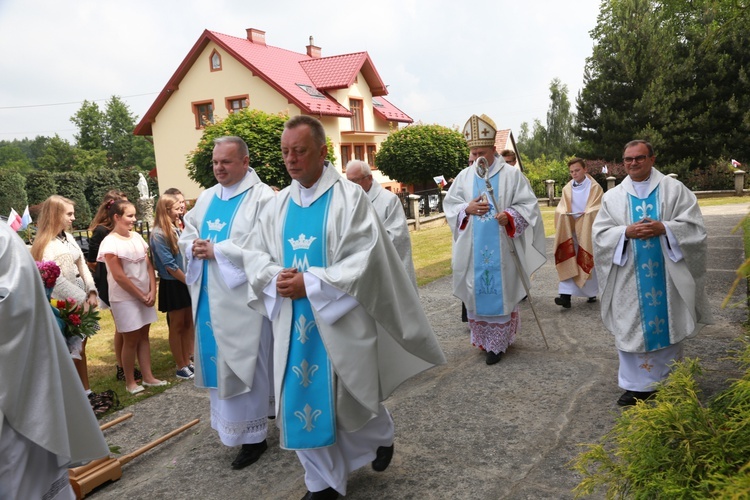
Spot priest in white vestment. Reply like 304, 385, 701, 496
241, 116, 445, 500
0, 222, 108, 499
180, 136, 276, 469
444, 114, 546, 365
345, 159, 417, 289
553, 157, 603, 308
592, 140, 713, 406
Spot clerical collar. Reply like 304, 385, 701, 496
298, 164, 328, 207
219, 171, 249, 200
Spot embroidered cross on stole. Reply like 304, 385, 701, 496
281, 189, 336, 449
472, 173, 504, 315
628, 188, 670, 351
194, 192, 247, 388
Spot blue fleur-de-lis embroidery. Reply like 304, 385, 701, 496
645, 287, 663, 307
642, 259, 660, 278
294, 314, 316, 344
481, 245, 494, 265
643, 239, 655, 249
648, 315, 665, 335
294, 403, 322, 432
292, 359, 319, 388
635, 201, 653, 219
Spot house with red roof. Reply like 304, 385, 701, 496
494, 129, 523, 170
134, 27, 413, 198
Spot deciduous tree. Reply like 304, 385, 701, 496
375, 124, 468, 188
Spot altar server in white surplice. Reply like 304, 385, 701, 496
345, 159, 417, 289
180, 136, 276, 470
592, 140, 713, 407
552, 157, 603, 309
241, 116, 445, 500
0, 222, 108, 499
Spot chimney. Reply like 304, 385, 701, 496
246, 28, 266, 46
306, 36, 321, 58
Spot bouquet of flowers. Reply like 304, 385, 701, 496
36, 260, 60, 297
36, 260, 100, 358
49, 297, 100, 340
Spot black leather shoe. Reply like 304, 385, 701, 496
301, 487, 339, 500
485, 350, 503, 365
587, 296, 597, 303
371, 444, 394, 472
554, 294, 571, 308
231, 440, 267, 469
617, 390, 656, 406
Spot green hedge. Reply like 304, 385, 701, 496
0, 170, 28, 217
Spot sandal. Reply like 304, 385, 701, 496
88, 390, 120, 417
116, 366, 142, 381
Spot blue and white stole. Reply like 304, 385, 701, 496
472, 172, 504, 315
628, 188, 670, 351
281, 189, 336, 449
194, 192, 247, 388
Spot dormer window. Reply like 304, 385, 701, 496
210, 50, 222, 71
297, 84, 325, 99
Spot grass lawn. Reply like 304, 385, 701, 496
87, 195, 748, 414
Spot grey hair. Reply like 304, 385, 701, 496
214, 136, 249, 158
345, 160, 371, 177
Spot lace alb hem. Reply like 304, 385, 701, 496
210, 407, 268, 441
469, 309, 520, 354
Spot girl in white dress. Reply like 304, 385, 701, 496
97, 200, 165, 394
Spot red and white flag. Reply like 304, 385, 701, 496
7, 208, 22, 231
731, 159, 742, 168
433, 175, 447, 187
20, 205, 31, 230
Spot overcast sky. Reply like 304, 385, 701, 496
0, 0, 602, 143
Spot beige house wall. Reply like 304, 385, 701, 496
152, 42, 299, 199
329, 73, 402, 191
152, 53, 404, 199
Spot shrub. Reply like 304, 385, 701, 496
0, 169, 28, 216
186, 109, 290, 189
683, 158, 736, 191
25, 170, 57, 206
376, 124, 469, 188
572, 342, 750, 498
53, 172, 91, 228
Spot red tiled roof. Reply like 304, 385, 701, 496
373, 96, 412, 123
134, 30, 409, 135
300, 52, 388, 95
494, 129, 510, 150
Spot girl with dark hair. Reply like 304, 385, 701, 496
87, 190, 141, 382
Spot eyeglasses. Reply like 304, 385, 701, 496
622, 155, 649, 164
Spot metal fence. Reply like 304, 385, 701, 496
397, 188, 444, 219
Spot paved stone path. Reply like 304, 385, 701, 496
91, 203, 748, 500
